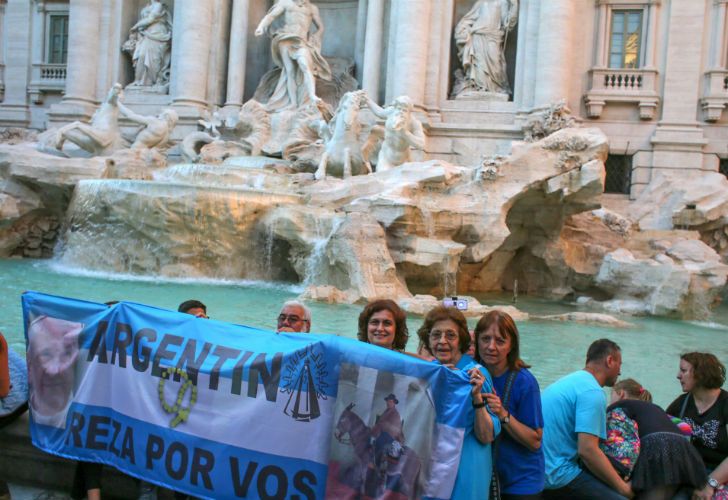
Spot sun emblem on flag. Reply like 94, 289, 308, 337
280, 344, 328, 422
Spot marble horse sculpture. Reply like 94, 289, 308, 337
314, 90, 374, 180
45, 84, 124, 156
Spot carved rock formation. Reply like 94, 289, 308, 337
3, 125, 727, 319
594, 236, 728, 319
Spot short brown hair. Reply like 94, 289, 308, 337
473, 310, 530, 371
681, 352, 726, 389
416, 306, 470, 356
357, 299, 409, 351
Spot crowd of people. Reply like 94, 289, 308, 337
1, 297, 726, 500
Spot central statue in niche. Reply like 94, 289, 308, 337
453, 0, 519, 98
123, 0, 172, 91
254, 0, 332, 111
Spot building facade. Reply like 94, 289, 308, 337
0, 0, 726, 197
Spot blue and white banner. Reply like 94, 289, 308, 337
22, 291, 476, 499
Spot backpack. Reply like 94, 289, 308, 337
600, 407, 640, 480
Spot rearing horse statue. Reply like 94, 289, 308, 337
314, 90, 374, 180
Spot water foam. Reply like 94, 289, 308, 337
43, 261, 305, 293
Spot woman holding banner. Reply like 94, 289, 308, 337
357, 299, 409, 351
417, 306, 500, 500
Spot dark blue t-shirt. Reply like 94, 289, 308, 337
492, 367, 545, 495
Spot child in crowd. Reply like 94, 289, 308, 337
605, 378, 706, 500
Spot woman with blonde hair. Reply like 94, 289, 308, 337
606, 378, 706, 499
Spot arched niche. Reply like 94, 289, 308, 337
243, 0, 367, 104
448, 0, 519, 102
118, 0, 175, 89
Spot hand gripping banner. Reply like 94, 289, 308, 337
22, 291, 477, 499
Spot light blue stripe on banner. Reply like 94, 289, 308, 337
32, 402, 325, 499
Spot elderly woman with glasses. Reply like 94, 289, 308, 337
417, 305, 500, 500
357, 299, 409, 351
276, 300, 312, 333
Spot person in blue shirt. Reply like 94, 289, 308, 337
417, 305, 500, 500
474, 310, 544, 500
542, 338, 632, 500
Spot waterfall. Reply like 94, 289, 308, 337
264, 217, 278, 279
443, 254, 457, 296
302, 217, 344, 286
56, 178, 302, 278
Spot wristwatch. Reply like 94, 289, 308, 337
502, 412, 511, 425
708, 477, 720, 489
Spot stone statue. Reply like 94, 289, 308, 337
118, 102, 178, 150
45, 84, 124, 156
364, 95, 426, 171
123, 0, 172, 89
254, 0, 332, 111
453, 0, 518, 97
523, 100, 577, 142
314, 90, 374, 180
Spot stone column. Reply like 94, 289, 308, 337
353, 0, 368, 85
516, 0, 540, 110
362, 0, 385, 101
224, 0, 249, 109
646, 0, 709, 186
643, 1, 660, 69
387, 0, 431, 106
711, 0, 728, 68
533, 0, 575, 107
63, 0, 102, 108
170, 1, 214, 108
0, 0, 33, 125
658, 2, 704, 124
46, 0, 103, 124
594, 1, 609, 66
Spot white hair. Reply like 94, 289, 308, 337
280, 300, 311, 323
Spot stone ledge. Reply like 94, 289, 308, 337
0, 413, 138, 499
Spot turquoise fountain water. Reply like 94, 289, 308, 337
2, 258, 727, 408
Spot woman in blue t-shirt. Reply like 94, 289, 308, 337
475, 310, 545, 500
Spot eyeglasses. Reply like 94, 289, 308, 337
429, 330, 458, 342
278, 314, 307, 324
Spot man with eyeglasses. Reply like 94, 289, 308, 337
277, 300, 311, 333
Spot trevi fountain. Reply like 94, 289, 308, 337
0, 0, 727, 406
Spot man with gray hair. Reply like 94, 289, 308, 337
276, 300, 311, 333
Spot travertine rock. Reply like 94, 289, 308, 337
595, 238, 728, 319
533, 312, 634, 328
399, 294, 528, 321
315, 212, 411, 302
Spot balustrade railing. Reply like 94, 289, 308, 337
39, 64, 66, 81
584, 67, 659, 120
28, 63, 67, 103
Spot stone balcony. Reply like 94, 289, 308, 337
700, 69, 728, 122
584, 67, 660, 120
27, 63, 67, 104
